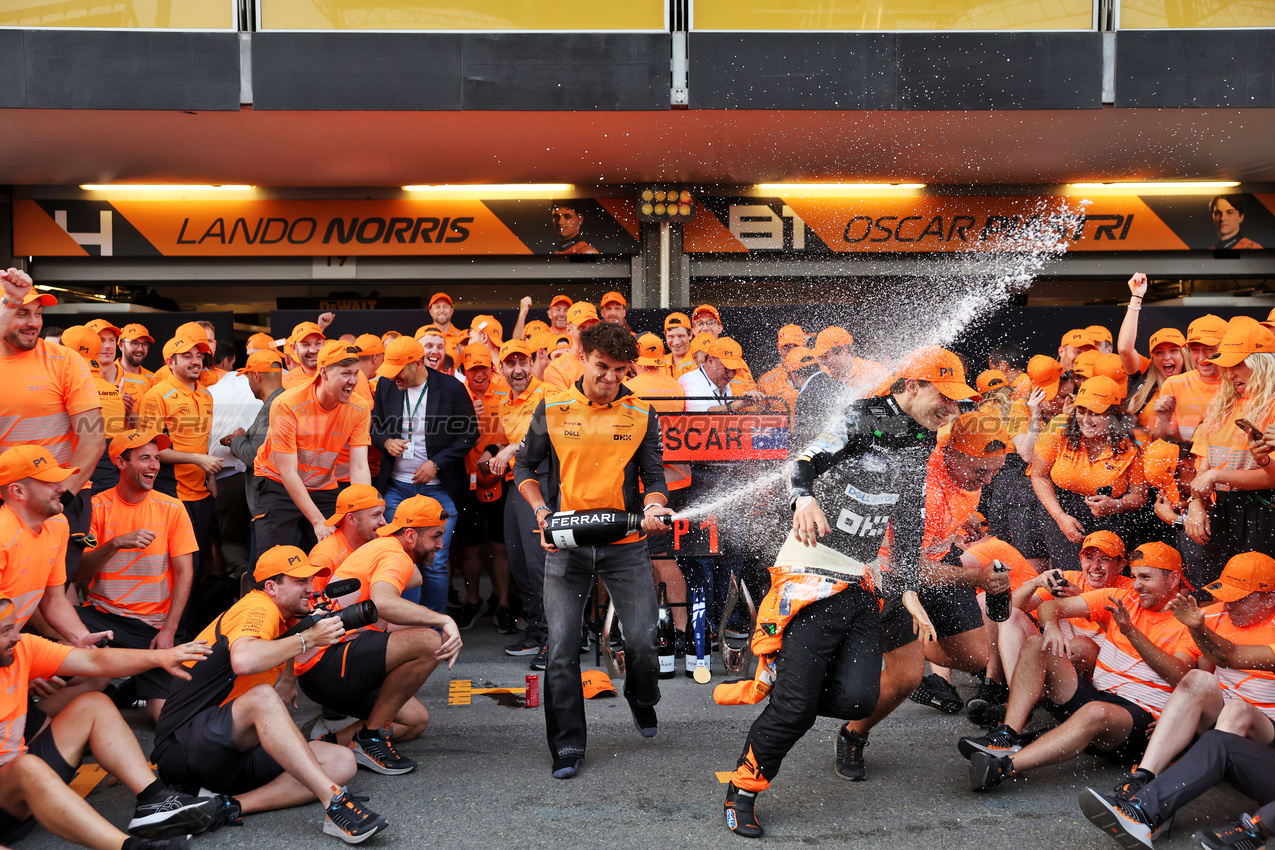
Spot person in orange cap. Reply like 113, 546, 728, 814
353, 333, 385, 381
547, 294, 573, 332
787, 327, 865, 449
664, 312, 695, 378
61, 326, 130, 492
282, 321, 327, 387
117, 322, 158, 408
307, 483, 385, 601
691, 304, 723, 339
755, 326, 808, 410
1183, 315, 1275, 583
1058, 328, 1097, 372
83, 317, 124, 388
152, 545, 389, 841
1087, 324, 1114, 354
1154, 313, 1229, 443
543, 302, 599, 391
1030, 376, 1149, 570
718, 345, 973, 836
600, 291, 628, 326
427, 292, 465, 351
679, 337, 762, 414
1119, 273, 1189, 432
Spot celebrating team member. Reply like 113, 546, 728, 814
1153, 314, 1228, 442
426, 293, 465, 351
599, 291, 628, 326
754, 325, 807, 409
514, 322, 673, 780
296, 496, 461, 774
153, 547, 386, 844
718, 347, 973, 837
543, 302, 599, 391
0, 598, 220, 849
1118, 273, 1189, 432
664, 313, 695, 378
59, 326, 129, 494
117, 323, 158, 411
308, 484, 385, 585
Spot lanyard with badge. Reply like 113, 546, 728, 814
402, 381, 428, 459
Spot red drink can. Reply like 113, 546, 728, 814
525, 674, 540, 707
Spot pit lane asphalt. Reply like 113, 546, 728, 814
24, 621, 1252, 850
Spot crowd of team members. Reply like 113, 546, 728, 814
2, 263, 1275, 849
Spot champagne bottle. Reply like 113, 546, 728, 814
656, 583, 676, 679
985, 559, 1012, 623
540, 508, 672, 549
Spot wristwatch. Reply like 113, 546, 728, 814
534, 506, 551, 514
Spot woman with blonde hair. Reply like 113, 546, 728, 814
1184, 316, 1275, 585
1118, 272, 1192, 433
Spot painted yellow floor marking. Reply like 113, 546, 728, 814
448, 680, 528, 705
69, 764, 109, 798
715, 771, 733, 784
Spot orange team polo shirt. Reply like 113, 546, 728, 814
466, 382, 510, 490
0, 506, 69, 630
671, 355, 698, 380
283, 367, 373, 405
137, 376, 215, 502
1192, 401, 1273, 490
307, 526, 357, 593
1035, 426, 1145, 498
294, 536, 415, 676
1085, 587, 1199, 715
544, 355, 584, 391
0, 339, 100, 464
920, 447, 983, 564
1202, 605, 1275, 720
87, 487, 198, 629
186, 590, 289, 703
755, 366, 798, 409
1158, 370, 1223, 442
497, 377, 550, 483
90, 366, 129, 439
0, 635, 73, 766
117, 365, 156, 409
254, 383, 371, 492
626, 371, 690, 492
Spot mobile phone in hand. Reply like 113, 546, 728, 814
1236, 418, 1262, 440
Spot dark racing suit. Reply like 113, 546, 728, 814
728, 394, 935, 792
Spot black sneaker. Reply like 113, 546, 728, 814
323, 788, 388, 844
1113, 767, 1155, 802
457, 600, 487, 630
530, 645, 548, 671
1197, 814, 1266, 850
958, 723, 1024, 760
724, 783, 763, 838
493, 605, 518, 634
207, 795, 243, 830
350, 726, 416, 775
504, 636, 541, 657
966, 679, 1009, 726
834, 728, 868, 781
128, 790, 217, 839
910, 672, 965, 714
1078, 787, 1167, 849
630, 702, 658, 738
968, 752, 1014, 791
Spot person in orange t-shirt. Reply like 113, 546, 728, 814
308, 484, 386, 594
755, 325, 806, 409
77, 431, 197, 719
151, 546, 388, 840
60, 325, 130, 494
543, 302, 598, 391
116, 322, 157, 411
1151, 313, 1228, 442
254, 342, 371, 553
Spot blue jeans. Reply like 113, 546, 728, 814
384, 480, 457, 613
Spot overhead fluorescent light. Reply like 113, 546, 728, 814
756, 183, 926, 194
80, 184, 254, 191
1067, 181, 1240, 191
402, 183, 573, 193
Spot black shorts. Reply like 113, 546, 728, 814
879, 595, 917, 653
0, 722, 80, 843
152, 702, 284, 796
917, 585, 986, 639
297, 631, 390, 720
458, 487, 507, 545
77, 605, 176, 699
1044, 675, 1156, 765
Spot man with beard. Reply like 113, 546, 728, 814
426, 292, 465, 352
117, 323, 158, 412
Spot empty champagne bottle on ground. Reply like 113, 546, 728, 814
540, 509, 672, 549
657, 582, 676, 679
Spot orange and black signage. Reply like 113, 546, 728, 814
683, 193, 1275, 253
660, 414, 790, 462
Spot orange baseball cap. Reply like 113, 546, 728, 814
551, 334, 572, 351
108, 429, 171, 463
289, 321, 325, 343
895, 346, 977, 400
1072, 349, 1101, 379
1086, 325, 1113, 345
567, 303, 598, 327
429, 292, 452, 307
550, 294, 573, 309
526, 332, 556, 354
163, 336, 212, 359
1187, 314, 1229, 347
1061, 329, 1096, 349
777, 324, 805, 348
1128, 541, 1183, 574
1092, 353, 1130, 396
376, 336, 425, 378
706, 337, 746, 370
315, 340, 360, 374
240, 350, 285, 374
635, 333, 667, 367
245, 332, 276, 352
17, 288, 56, 307
60, 326, 102, 363
601, 291, 627, 308
1142, 439, 1183, 487
1263, 307, 1275, 331
581, 669, 618, 698
692, 304, 721, 323
175, 321, 209, 342
381, 331, 402, 343
85, 318, 122, 337
1205, 552, 1275, 602
377, 495, 449, 536
324, 483, 385, 528
813, 327, 854, 357
0, 445, 78, 487
945, 411, 1011, 458
1073, 376, 1122, 413
664, 312, 690, 332
119, 323, 154, 343
1026, 354, 1065, 399
415, 324, 441, 340
500, 339, 533, 361
1081, 530, 1125, 559
461, 342, 493, 370
470, 315, 503, 341
1209, 316, 1275, 367
523, 320, 550, 337
1149, 328, 1187, 353
976, 370, 1009, 394
252, 545, 330, 583
354, 334, 384, 357
784, 347, 819, 372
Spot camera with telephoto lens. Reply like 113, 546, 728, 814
279, 578, 378, 638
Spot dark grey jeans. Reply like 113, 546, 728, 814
504, 483, 548, 644
543, 538, 661, 761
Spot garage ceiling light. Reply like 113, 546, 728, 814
1068, 181, 1240, 191
80, 184, 254, 191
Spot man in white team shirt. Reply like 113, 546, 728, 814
678, 338, 762, 414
